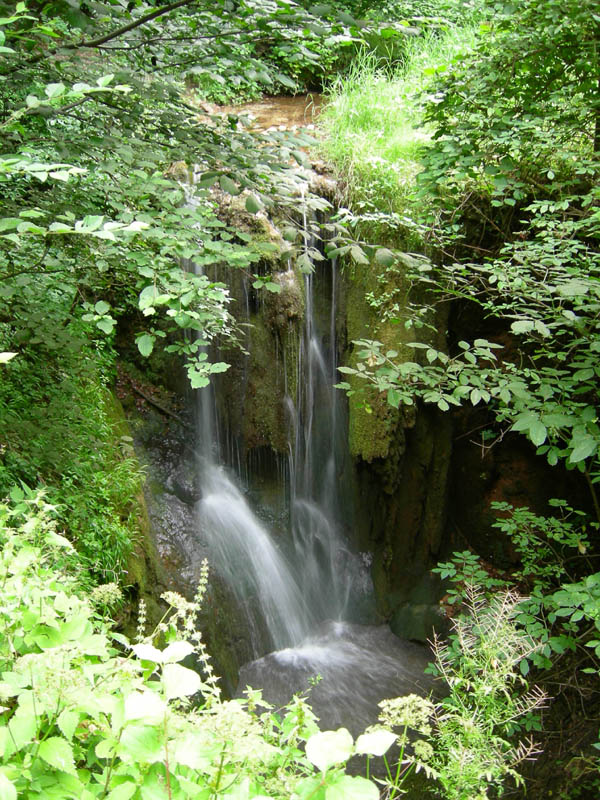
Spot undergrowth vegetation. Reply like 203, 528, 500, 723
0, 333, 143, 582
0, 492, 551, 800
320, 22, 480, 218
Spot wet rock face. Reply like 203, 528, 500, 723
449, 406, 591, 566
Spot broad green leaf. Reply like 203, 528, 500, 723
172, 732, 219, 770
305, 728, 353, 772
162, 663, 201, 700
209, 361, 230, 373
45, 82, 65, 98
189, 371, 210, 389
139, 285, 159, 310
95, 738, 116, 760
375, 248, 395, 267
131, 643, 162, 662
96, 317, 115, 334
7, 712, 36, 751
80, 215, 104, 231
355, 729, 396, 757
219, 175, 239, 195
245, 194, 263, 214
162, 641, 194, 663
326, 776, 379, 800
57, 709, 79, 741
119, 725, 163, 763
96, 74, 114, 87
569, 436, 597, 463
0, 218, 20, 231
38, 736, 76, 775
350, 245, 368, 265
387, 388, 400, 408
106, 783, 137, 800
510, 320, 535, 335
124, 691, 167, 724
136, 334, 154, 358
529, 420, 547, 447
95, 300, 110, 315
0, 773, 16, 800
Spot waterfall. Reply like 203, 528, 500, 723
289, 257, 368, 624
192, 184, 372, 656
192, 265, 314, 654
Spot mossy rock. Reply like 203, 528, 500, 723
344, 257, 415, 462
243, 318, 288, 453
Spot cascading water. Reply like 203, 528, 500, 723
189, 179, 373, 655
192, 258, 314, 654
186, 178, 432, 731
289, 249, 370, 624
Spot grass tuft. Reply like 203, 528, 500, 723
319, 25, 481, 219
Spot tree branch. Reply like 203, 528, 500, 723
2, 0, 200, 74
76, 0, 200, 49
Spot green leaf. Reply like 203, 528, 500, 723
139, 285, 159, 310
45, 82, 65, 99
119, 725, 163, 763
355, 729, 396, 757
57, 709, 79, 741
0, 218, 21, 231
7, 712, 36, 751
569, 436, 597, 463
189, 371, 210, 389
209, 361, 230, 374
219, 175, 239, 195
326, 776, 379, 800
0, 773, 16, 800
38, 736, 77, 775
387, 388, 400, 408
375, 248, 395, 267
131, 643, 163, 662
305, 728, 353, 772
511, 320, 535, 335
162, 641, 195, 663
106, 783, 137, 800
96, 74, 114, 88
245, 194, 263, 214
136, 334, 154, 358
529, 420, 547, 447
96, 317, 115, 334
172, 732, 219, 770
162, 663, 201, 700
95, 300, 110, 315
350, 245, 368, 265
124, 691, 167, 724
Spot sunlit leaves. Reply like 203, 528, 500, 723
38, 737, 77, 775
305, 728, 353, 772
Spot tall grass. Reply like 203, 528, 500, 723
320, 24, 481, 218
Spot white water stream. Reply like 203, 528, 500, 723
194, 228, 370, 652
188, 184, 432, 731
